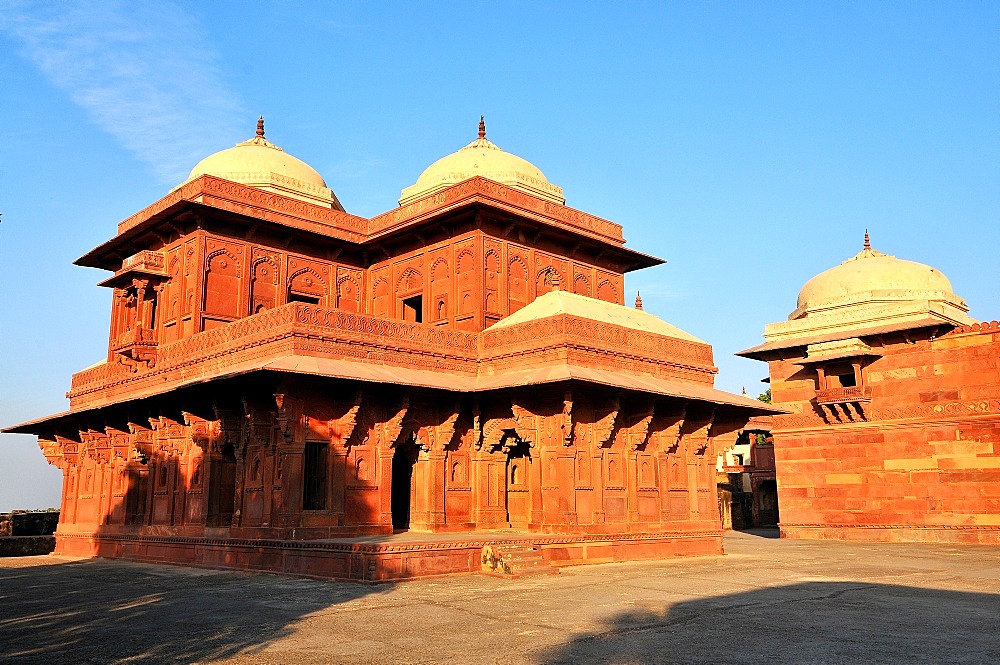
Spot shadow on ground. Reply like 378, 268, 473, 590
0, 557, 391, 664
734, 528, 779, 539
537, 581, 1000, 664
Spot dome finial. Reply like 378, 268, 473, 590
864, 229, 871, 250
256, 116, 265, 138
478, 116, 486, 140
635, 292, 643, 310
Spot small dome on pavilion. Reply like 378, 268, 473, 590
791, 232, 970, 320
399, 117, 565, 206
182, 117, 343, 210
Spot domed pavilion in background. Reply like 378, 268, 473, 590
5, 117, 778, 580
739, 233, 1000, 544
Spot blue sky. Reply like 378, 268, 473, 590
1, 1, 997, 511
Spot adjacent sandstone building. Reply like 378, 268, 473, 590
740, 234, 1000, 544
6, 118, 776, 579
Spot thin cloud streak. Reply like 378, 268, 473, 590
1, 1, 243, 184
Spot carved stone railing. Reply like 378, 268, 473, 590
815, 386, 872, 405
110, 326, 158, 367
119, 250, 165, 275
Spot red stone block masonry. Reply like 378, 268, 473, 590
740, 234, 1000, 544
7, 119, 777, 579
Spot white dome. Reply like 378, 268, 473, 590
792, 234, 967, 319
182, 117, 343, 210
399, 118, 564, 206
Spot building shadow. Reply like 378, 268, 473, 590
536, 581, 1000, 664
0, 557, 392, 664
733, 527, 780, 539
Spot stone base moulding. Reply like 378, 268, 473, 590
780, 523, 1000, 546
52, 530, 723, 582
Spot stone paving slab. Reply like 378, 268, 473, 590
1, 531, 998, 664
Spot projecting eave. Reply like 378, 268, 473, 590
737, 316, 960, 361
75, 175, 371, 271
369, 177, 663, 273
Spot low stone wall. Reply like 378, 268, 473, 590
0, 536, 56, 557
0, 511, 60, 537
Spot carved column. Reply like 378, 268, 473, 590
658, 404, 686, 524
426, 449, 448, 529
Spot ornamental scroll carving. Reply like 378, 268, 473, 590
594, 395, 620, 448
629, 399, 656, 451
384, 393, 410, 448
660, 404, 687, 454
331, 389, 364, 446
435, 400, 461, 450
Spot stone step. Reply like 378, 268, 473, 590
480, 544, 559, 578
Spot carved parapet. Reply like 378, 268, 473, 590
815, 386, 872, 406
119, 250, 166, 276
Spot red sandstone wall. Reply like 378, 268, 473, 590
770, 325, 1000, 544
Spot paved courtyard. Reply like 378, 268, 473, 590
1, 530, 998, 664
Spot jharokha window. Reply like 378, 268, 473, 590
814, 359, 871, 405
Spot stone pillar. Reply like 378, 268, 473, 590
231, 445, 246, 529
281, 443, 304, 526
330, 440, 348, 528
378, 449, 395, 528
529, 447, 544, 527
556, 449, 577, 527
426, 449, 447, 529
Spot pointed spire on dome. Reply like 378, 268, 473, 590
256, 116, 265, 138
864, 229, 871, 250
635, 292, 643, 310
478, 116, 486, 140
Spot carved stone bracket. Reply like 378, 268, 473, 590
384, 392, 410, 448
688, 407, 716, 456
594, 394, 621, 448
331, 388, 364, 446
435, 400, 461, 450
629, 399, 656, 451
561, 390, 574, 446
661, 403, 687, 454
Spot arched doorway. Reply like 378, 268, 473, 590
391, 437, 420, 531
505, 436, 532, 529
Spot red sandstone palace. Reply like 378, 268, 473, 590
7, 118, 776, 580
741, 234, 1000, 544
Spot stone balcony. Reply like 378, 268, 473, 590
110, 326, 159, 368
815, 385, 872, 406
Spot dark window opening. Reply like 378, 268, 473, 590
402, 295, 423, 323
837, 372, 857, 387
391, 441, 418, 530
289, 293, 321, 305
303, 441, 329, 510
